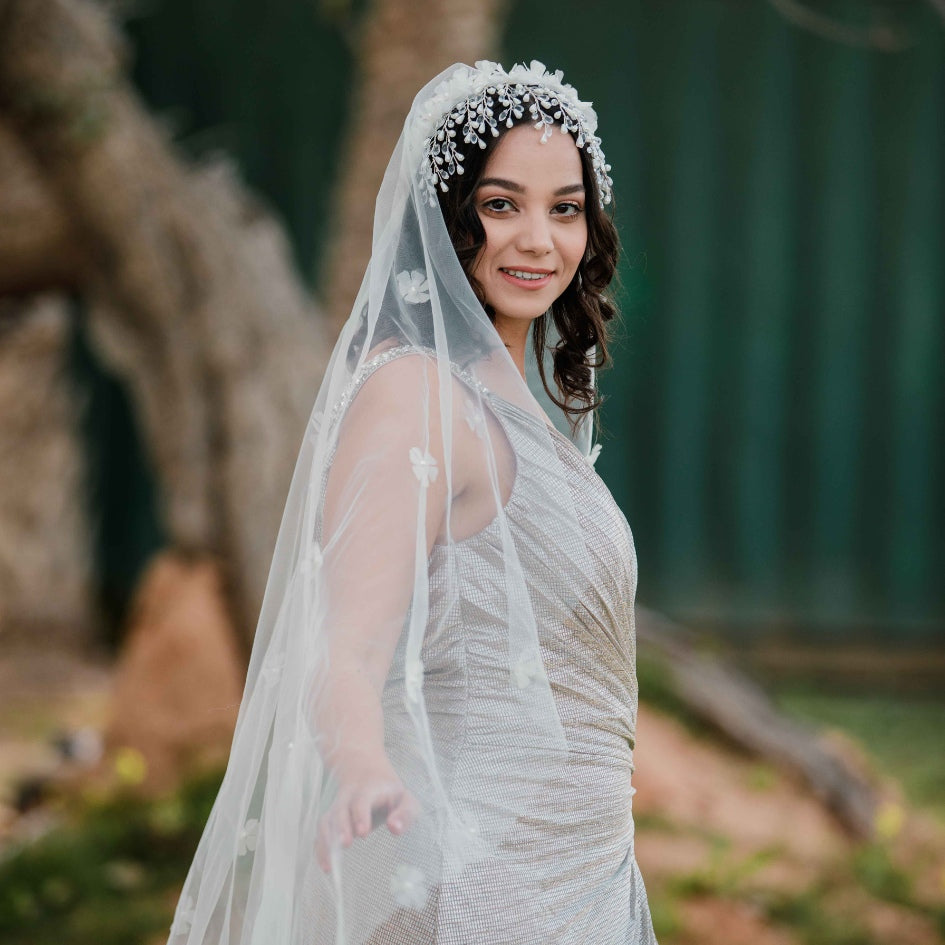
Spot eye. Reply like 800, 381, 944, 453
553, 201, 583, 217
481, 196, 515, 213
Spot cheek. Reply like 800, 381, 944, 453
563, 225, 589, 274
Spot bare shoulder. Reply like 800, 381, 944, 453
354, 348, 481, 421
344, 350, 486, 492
352, 348, 440, 418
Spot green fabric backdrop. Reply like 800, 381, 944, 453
77, 0, 944, 643
501, 0, 944, 642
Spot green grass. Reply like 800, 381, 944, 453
765, 885, 877, 945
772, 686, 945, 824
668, 840, 783, 899
0, 770, 222, 945
4, 681, 943, 945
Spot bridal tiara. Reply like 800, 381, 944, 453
414, 60, 614, 209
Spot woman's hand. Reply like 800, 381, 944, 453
315, 752, 420, 873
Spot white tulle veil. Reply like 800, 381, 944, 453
167, 61, 611, 945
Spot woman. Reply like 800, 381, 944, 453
168, 60, 658, 945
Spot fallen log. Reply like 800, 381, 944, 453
636, 605, 880, 839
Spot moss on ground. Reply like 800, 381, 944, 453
0, 770, 222, 945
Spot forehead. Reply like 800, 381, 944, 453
481, 123, 584, 184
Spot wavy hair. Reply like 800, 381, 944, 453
436, 120, 620, 432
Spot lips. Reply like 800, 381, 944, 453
499, 267, 554, 289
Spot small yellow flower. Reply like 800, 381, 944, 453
114, 747, 148, 785
874, 800, 904, 840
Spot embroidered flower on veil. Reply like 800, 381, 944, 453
396, 269, 431, 304
390, 864, 429, 910
237, 818, 259, 856
409, 447, 439, 487
512, 649, 543, 689
170, 895, 195, 936
260, 653, 285, 688
300, 543, 323, 577
464, 396, 486, 437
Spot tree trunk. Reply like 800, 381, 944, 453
321, 0, 507, 330
0, 296, 94, 645
0, 0, 331, 643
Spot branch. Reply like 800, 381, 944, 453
766, 0, 912, 51
0, 0, 330, 640
636, 606, 880, 839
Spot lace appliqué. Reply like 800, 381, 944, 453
238, 818, 259, 856
512, 649, 543, 689
409, 447, 438, 487
300, 544, 323, 577
396, 269, 430, 303
260, 653, 284, 689
390, 864, 429, 910
306, 409, 325, 441
170, 895, 195, 937
464, 396, 486, 438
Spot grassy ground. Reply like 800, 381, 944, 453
772, 685, 945, 825
0, 771, 222, 945
1, 685, 943, 945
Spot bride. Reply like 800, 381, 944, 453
168, 60, 658, 945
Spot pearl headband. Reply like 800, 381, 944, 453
415, 60, 613, 209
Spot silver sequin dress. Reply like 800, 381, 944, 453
316, 348, 659, 945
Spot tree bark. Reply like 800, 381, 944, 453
0, 0, 330, 643
321, 0, 507, 330
0, 121, 82, 295
0, 296, 94, 644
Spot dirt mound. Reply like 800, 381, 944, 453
104, 551, 245, 793
632, 705, 945, 945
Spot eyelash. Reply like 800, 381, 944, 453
481, 197, 584, 217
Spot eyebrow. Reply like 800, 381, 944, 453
478, 177, 585, 197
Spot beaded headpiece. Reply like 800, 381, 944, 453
414, 60, 613, 209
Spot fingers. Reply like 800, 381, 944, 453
351, 793, 374, 838
386, 789, 420, 835
316, 801, 352, 873
316, 783, 417, 873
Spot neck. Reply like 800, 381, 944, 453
492, 314, 530, 381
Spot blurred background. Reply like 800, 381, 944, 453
0, 0, 942, 943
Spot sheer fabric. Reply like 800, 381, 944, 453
168, 63, 657, 945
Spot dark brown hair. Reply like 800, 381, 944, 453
436, 120, 620, 432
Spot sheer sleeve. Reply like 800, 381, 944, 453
319, 352, 450, 696
299, 350, 459, 883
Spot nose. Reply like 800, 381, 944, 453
515, 210, 554, 256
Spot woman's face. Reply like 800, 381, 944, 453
470, 124, 588, 331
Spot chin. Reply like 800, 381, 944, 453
493, 294, 558, 323
495, 307, 548, 325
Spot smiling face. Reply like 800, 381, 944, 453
469, 124, 588, 337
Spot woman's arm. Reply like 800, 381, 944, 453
312, 353, 452, 870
